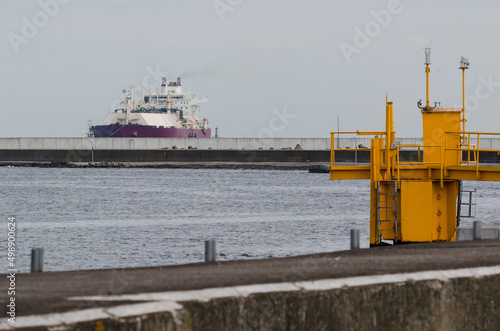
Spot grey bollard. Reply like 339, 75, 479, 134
473, 221, 482, 240
31, 248, 44, 272
350, 229, 360, 249
205, 240, 216, 262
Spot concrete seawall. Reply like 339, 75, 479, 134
0, 149, 333, 163
5, 266, 500, 330
1, 137, 338, 150
0, 137, 427, 150
2, 149, 499, 164
1, 137, 499, 165
0, 149, 370, 163
3, 137, 500, 150
2, 240, 500, 330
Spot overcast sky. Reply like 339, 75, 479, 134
1, 0, 500, 138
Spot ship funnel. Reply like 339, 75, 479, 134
161, 77, 167, 94
177, 77, 181, 86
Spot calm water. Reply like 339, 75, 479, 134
1, 167, 498, 272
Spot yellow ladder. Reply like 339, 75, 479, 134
377, 181, 398, 244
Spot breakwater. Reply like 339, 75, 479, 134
0, 137, 385, 150
3, 137, 500, 150
1, 149, 499, 165
0, 149, 333, 163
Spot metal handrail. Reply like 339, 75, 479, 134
445, 131, 500, 177
331, 131, 500, 184
330, 131, 380, 168
396, 144, 444, 187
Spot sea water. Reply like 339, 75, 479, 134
1, 167, 498, 272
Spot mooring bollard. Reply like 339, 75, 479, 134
350, 229, 360, 249
31, 248, 44, 272
205, 240, 216, 262
473, 221, 482, 240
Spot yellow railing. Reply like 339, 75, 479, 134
331, 131, 500, 184
396, 144, 444, 187
330, 131, 383, 167
443, 131, 500, 177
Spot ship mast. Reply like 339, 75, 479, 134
123, 88, 130, 125
149, 86, 152, 107
131, 84, 136, 109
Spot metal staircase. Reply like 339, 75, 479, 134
377, 181, 398, 244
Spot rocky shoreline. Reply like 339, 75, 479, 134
0, 161, 322, 171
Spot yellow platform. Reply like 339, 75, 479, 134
330, 49, 500, 245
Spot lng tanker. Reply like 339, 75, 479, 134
90, 77, 211, 138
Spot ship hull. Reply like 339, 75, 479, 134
91, 125, 211, 138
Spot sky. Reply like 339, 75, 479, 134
1, 0, 500, 138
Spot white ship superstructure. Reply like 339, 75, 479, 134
91, 77, 211, 138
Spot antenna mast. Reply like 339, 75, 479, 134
459, 56, 470, 139
424, 48, 432, 110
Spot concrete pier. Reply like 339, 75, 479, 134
1, 240, 499, 330
457, 221, 500, 240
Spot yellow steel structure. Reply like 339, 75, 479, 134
459, 56, 470, 138
330, 49, 500, 245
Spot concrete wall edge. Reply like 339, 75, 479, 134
3, 265, 500, 330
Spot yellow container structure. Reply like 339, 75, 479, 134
331, 49, 500, 245
422, 108, 461, 165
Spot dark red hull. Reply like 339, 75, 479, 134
91, 125, 211, 138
